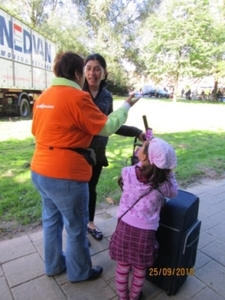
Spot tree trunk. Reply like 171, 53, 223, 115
212, 80, 218, 101
172, 70, 180, 103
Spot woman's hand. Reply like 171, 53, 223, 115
125, 93, 141, 107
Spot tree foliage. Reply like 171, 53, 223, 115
2, 0, 225, 97
2, 0, 159, 91
138, 0, 225, 101
2, 0, 58, 26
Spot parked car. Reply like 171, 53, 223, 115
141, 85, 156, 97
155, 89, 170, 98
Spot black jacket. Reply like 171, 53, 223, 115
83, 83, 142, 166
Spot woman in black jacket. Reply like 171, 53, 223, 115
84, 53, 145, 240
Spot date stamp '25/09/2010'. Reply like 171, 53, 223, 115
148, 267, 195, 276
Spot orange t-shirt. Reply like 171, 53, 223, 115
31, 86, 107, 181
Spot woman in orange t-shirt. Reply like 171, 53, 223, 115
31, 51, 140, 283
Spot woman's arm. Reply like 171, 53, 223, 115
97, 94, 140, 137
115, 125, 145, 141
97, 103, 129, 136
109, 94, 145, 141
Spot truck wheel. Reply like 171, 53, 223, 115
19, 98, 30, 117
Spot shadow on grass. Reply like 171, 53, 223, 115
0, 137, 41, 225
0, 114, 33, 122
99, 130, 225, 202
1, 130, 225, 225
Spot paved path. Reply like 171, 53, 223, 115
1, 177, 225, 300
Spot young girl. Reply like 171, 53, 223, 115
109, 137, 178, 300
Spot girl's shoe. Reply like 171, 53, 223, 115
87, 226, 103, 240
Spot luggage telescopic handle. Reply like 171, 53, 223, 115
142, 115, 148, 131
142, 115, 154, 140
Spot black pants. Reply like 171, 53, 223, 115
88, 164, 103, 222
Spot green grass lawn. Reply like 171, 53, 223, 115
0, 98, 225, 227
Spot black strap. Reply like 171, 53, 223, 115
67, 148, 92, 156
118, 187, 152, 222
49, 147, 89, 155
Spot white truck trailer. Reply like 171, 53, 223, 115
0, 6, 57, 117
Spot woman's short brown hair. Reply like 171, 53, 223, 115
53, 51, 84, 81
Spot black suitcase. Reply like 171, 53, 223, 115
146, 189, 201, 296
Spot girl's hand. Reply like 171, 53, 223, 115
138, 132, 146, 142
118, 176, 124, 190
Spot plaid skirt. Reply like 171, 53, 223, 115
109, 220, 159, 268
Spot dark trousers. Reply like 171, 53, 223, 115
88, 164, 103, 222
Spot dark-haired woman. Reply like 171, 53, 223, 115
84, 53, 145, 241
30, 51, 140, 283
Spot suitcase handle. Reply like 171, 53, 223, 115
182, 220, 201, 254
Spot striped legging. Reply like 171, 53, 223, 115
116, 261, 146, 300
